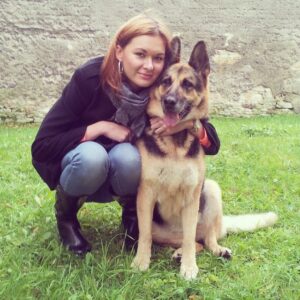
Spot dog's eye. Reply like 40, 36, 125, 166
162, 77, 172, 86
182, 79, 194, 90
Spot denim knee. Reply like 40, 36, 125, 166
108, 143, 141, 196
60, 142, 109, 196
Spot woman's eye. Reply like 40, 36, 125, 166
154, 56, 164, 62
135, 52, 145, 58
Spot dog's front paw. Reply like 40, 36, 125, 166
131, 255, 150, 271
180, 263, 199, 280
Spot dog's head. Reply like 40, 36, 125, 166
148, 38, 210, 125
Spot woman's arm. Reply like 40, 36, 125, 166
149, 117, 220, 155
82, 121, 131, 143
200, 120, 220, 155
31, 69, 89, 163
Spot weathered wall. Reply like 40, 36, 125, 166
0, 0, 299, 123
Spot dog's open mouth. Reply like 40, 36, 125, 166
163, 104, 192, 127
163, 113, 180, 127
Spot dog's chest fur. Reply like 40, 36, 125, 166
137, 130, 205, 224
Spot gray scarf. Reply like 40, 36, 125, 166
107, 82, 150, 141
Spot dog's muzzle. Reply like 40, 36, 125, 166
162, 95, 177, 113
162, 94, 184, 127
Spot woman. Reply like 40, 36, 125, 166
31, 13, 220, 255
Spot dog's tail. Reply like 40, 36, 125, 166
221, 212, 278, 237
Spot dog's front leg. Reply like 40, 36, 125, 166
180, 192, 201, 280
131, 185, 155, 271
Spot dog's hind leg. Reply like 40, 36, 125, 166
197, 179, 232, 259
203, 218, 232, 259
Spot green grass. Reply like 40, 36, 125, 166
0, 115, 299, 300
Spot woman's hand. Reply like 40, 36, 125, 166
85, 121, 132, 142
150, 117, 195, 136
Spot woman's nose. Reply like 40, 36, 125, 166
143, 58, 154, 70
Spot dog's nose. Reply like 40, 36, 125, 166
164, 96, 176, 109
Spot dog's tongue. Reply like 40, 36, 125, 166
163, 113, 180, 127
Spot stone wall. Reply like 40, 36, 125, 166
0, 0, 299, 123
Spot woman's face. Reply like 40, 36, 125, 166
116, 35, 166, 91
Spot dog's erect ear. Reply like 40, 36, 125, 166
188, 41, 210, 78
169, 37, 181, 65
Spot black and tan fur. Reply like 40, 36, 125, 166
131, 39, 278, 280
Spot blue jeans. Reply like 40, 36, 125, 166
59, 142, 141, 202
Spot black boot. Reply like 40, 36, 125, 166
119, 196, 139, 250
55, 185, 91, 255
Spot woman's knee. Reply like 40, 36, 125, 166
76, 142, 109, 172
108, 143, 141, 196
60, 142, 109, 196
109, 143, 141, 173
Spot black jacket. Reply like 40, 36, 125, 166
31, 56, 220, 190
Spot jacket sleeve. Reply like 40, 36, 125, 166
31, 69, 93, 189
31, 69, 90, 165
201, 119, 220, 155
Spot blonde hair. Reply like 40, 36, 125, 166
101, 13, 172, 93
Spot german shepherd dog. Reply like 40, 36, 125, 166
131, 38, 278, 280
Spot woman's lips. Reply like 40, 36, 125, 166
138, 73, 153, 80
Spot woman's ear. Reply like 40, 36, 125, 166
115, 45, 123, 61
